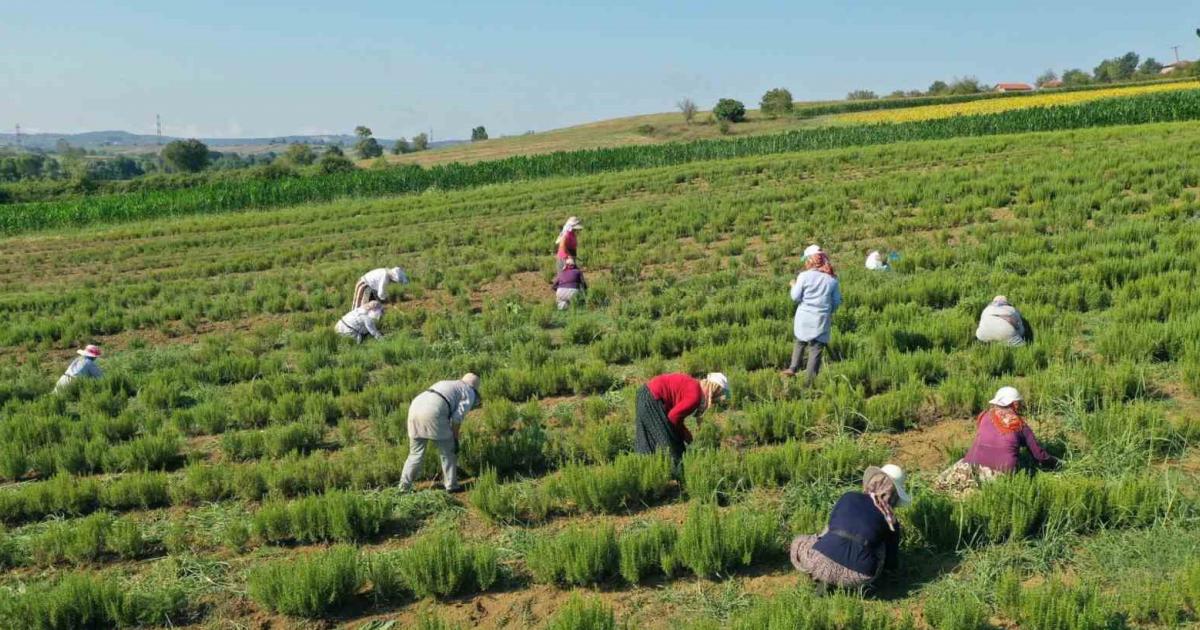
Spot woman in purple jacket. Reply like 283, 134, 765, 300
552, 257, 587, 310
934, 386, 1057, 498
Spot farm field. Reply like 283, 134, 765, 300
1, 120, 1200, 629
837, 79, 1200, 124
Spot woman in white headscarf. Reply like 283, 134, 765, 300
353, 266, 409, 309
555, 216, 583, 272
975, 295, 1029, 346
335, 300, 385, 343
783, 245, 842, 386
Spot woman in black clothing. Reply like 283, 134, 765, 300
790, 464, 910, 588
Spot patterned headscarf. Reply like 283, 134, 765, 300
805, 252, 837, 277
864, 472, 898, 532
988, 405, 1025, 434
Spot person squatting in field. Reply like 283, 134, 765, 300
791, 464, 909, 589
934, 386, 1058, 498
554, 216, 583, 272
55, 344, 103, 392
400, 373, 483, 493
783, 244, 842, 385
335, 300, 385, 343
353, 266, 409, 309
552, 257, 587, 309
634, 372, 729, 465
865, 249, 889, 271
975, 295, 1031, 346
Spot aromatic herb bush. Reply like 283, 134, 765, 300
251, 490, 387, 544
376, 528, 498, 600
617, 520, 677, 583
0, 572, 188, 630
728, 588, 912, 630
676, 502, 778, 578
246, 545, 361, 618
546, 593, 616, 630
527, 524, 619, 586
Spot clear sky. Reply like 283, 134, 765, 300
2, 1, 1194, 140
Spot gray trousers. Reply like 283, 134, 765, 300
399, 437, 458, 491
789, 339, 825, 385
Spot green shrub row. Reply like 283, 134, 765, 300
0, 573, 189, 630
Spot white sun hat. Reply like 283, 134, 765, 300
705, 372, 730, 397
863, 463, 911, 507
989, 386, 1022, 407
389, 267, 410, 285
803, 244, 822, 258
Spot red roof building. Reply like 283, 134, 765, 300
1040, 80, 1064, 89
995, 83, 1034, 92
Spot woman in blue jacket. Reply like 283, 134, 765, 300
782, 244, 842, 385
790, 464, 909, 588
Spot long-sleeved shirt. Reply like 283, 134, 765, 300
553, 267, 587, 290
975, 303, 1025, 346
790, 270, 842, 344
55, 357, 102, 390
408, 380, 480, 440
360, 268, 398, 301
963, 409, 1052, 472
335, 306, 383, 342
647, 373, 703, 444
556, 231, 577, 259
812, 492, 900, 577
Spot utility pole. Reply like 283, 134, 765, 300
1171, 45, 1182, 63
14, 123, 21, 148
156, 114, 163, 145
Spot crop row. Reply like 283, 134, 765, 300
1, 88, 1198, 234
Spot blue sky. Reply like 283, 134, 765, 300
1, 1, 1194, 140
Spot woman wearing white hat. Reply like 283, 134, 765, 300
55, 344, 104, 392
934, 386, 1057, 498
634, 372, 729, 465
353, 266, 409, 309
783, 244, 842, 385
790, 464, 909, 588
334, 300, 386, 343
555, 216, 583, 272
400, 373, 483, 494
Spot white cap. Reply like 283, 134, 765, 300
864, 464, 911, 507
705, 372, 730, 397
389, 267, 410, 285
989, 386, 1022, 407
803, 244, 822, 258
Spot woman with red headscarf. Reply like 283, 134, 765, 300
783, 244, 842, 386
934, 386, 1057, 498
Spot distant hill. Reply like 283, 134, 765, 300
0, 130, 465, 154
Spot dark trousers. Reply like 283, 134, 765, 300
789, 339, 825, 385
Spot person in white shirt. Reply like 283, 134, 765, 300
865, 250, 889, 271
975, 296, 1028, 346
55, 344, 104, 392
400, 373, 483, 493
353, 267, 409, 309
335, 301, 385, 343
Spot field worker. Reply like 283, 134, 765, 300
975, 295, 1029, 346
552, 257, 588, 310
400, 373, 483, 493
865, 250, 889, 271
783, 245, 842, 385
55, 344, 103, 392
334, 300, 385, 343
790, 464, 909, 589
555, 216, 583, 271
353, 266, 409, 309
934, 386, 1057, 498
634, 372, 729, 464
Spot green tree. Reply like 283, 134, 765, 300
1036, 69, 1059, 87
283, 143, 315, 166
759, 88, 794, 117
161, 139, 210, 172
1137, 57, 1163, 76
712, 98, 746, 122
1093, 52, 1139, 83
353, 126, 383, 159
846, 89, 878, 100
471, 126, 488, 141
947, 77, 983, 94
1061, 68, 1091, 86
392, 138, 411, 154
411, 133, 429, 151
316, 151, 356, 174
325, 145, 344, 156
927, 80, 949, 95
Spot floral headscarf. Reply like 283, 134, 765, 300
805, 252, 837, 277
988, 405, 1025, 434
